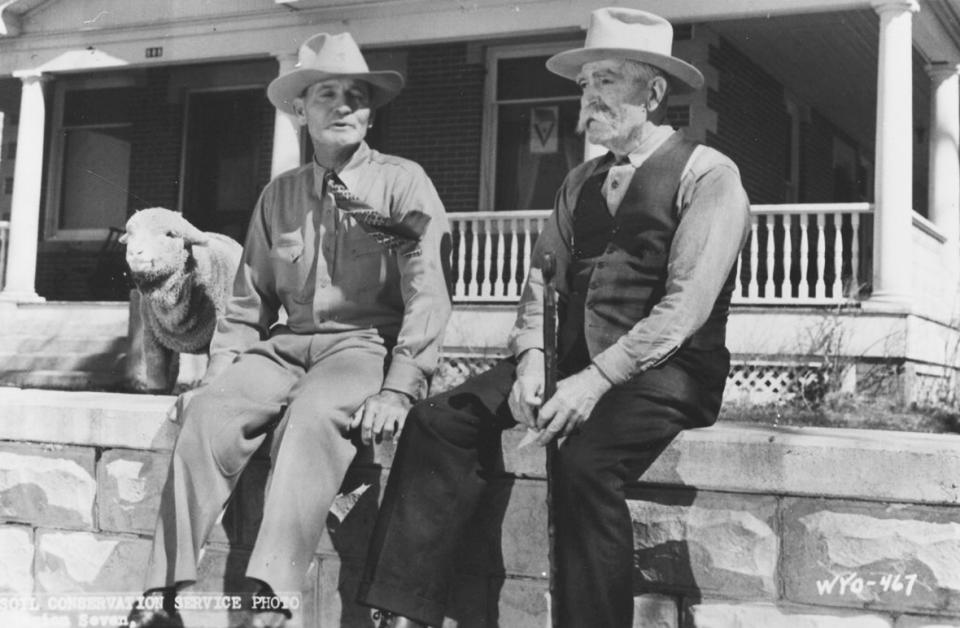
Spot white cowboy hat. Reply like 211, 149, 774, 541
267, 32, 404, 114
546, 8, 704, 94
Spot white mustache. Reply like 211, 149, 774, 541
577, 105, 617, 133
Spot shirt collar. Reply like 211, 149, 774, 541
312, 141, 371, 191
622, 125, 676, 169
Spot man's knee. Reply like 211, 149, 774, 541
405, 397, 451, 438
555, 443, 609, 492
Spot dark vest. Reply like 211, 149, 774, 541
558, 133, 736, 373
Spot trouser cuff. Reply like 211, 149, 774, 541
356, 579, 444, 627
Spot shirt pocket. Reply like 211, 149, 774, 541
270, 231, 310, 300
338, 226, 389, 302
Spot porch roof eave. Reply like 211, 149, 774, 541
0, 0, 895, 78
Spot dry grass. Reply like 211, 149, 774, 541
720, 393, 960, 434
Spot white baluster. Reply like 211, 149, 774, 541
522, 217, 534, 290
850, 213, 861, 298
481, 217, 493, 298
799, 216, 810, 299
493, 217, 506, 297
469, 219, 481, 297
782, 213, 794, 299
506, 216, 520, 297
454, 219, 467, 299
764, 215, 776, 299
815, 213, 826, 298
748, 215, 760, 298
832, 213, 843, 300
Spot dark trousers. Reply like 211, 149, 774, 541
357, 347, 729, 628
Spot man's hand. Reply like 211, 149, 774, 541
508, 349, 545, 429
534, 365, 612, 446
351, 390, 413, 445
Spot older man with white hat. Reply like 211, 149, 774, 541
129, 31, 451, 628
357, 7, 750, 628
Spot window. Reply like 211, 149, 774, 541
4, 177, 12, 195
46, 77, 137, 239
4, 142, 14, 159
483, 44, 583, 211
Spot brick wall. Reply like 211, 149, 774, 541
706, 38, 790, 205
377, 43, 485, 213
2, 389, 960, 627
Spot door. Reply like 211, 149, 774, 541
181, 88, 273, 242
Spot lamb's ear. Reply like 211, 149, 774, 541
176, 217, 210, 247
119, 233, 129, 245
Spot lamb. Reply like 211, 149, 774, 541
122, 207, 243, 393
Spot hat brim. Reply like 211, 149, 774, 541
546, 47, 704, 94
267, 69, 404, 114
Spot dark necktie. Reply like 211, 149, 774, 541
324, 172, 423, 252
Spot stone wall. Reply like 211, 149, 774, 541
1, 387, 960, 627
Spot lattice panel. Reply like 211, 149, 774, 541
911, 369, 957, 408
724, 362, 826, 404
431, 353, 506, 394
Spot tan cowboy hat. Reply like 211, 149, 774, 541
267, 32, 404, 114
546, 8, 704, 94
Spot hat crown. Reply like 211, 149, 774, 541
295, 32, 372, 75
583, 8, 675, 57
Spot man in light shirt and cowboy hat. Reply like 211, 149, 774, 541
129, 31, 450, 628
358, 7, 749, 627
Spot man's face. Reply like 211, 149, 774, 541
294, 78, 372, 150
576, 59, 650, 150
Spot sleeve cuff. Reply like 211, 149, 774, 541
382, 355, 429, 400
590, 344, 635, 386
508, 330, 543, 360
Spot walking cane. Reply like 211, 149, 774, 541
541, 253, 560, 628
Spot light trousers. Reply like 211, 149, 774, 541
145, 327, 388, 595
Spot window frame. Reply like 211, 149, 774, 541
480, 41, 582, 212
44, 73, 138, 242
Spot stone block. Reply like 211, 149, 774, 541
35, 530, 152, 593
487, 479, 549, 579
500, 427, 547, 478
97, 449, 170, 535
635, 593, 679, 628
494, 577, 549, 628
0, 525, 34, 594
782, 498, 960, 613
0, 444, 96, 529
895, 616, 960, 628
688, 602, 893, 627
628, 488, 778, 599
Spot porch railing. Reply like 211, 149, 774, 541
447, 203, 874, 305
0, 220, 8, 292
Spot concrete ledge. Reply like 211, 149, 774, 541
4, 387, 960, 506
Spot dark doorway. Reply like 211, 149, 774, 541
181, 88, 274, 242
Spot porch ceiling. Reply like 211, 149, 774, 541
710, 8, 937, 153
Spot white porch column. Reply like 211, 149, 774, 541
1, 71, 48, 302
868, 0, 918, 309
270, 52, 302, 178
926, 62, 960, 267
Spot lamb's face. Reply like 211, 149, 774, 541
123, 216, 190, 282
